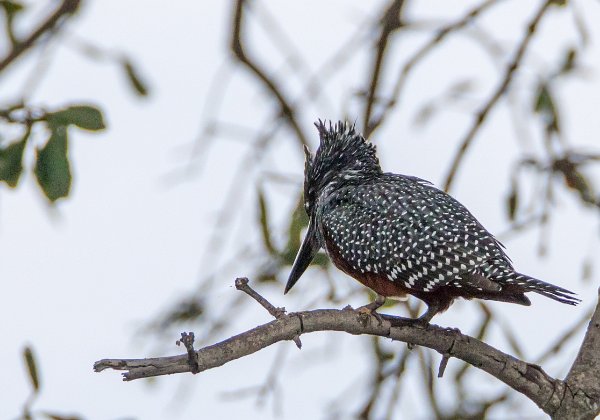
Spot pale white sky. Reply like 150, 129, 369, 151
1, 1, 600, 419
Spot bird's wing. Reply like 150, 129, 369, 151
320, 176, 509, 293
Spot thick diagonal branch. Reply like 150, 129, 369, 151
93, 309, 561, 412
553, 288, 600, 419
94, 280, 600, 417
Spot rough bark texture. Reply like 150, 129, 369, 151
553, 289, 600, 419
94, 291, 600, 419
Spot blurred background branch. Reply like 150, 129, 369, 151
0, 0, 80, 73
3, 0, 600, 419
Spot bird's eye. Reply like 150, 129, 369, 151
303, 188, 313, 214
304, 201, 311, 213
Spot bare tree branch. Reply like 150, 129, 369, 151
94, 279, 600, 418
0, 0, 81, 73
362, 0, 406, 137
554, 288, 600, 419
443, 0, 555, 192
366, 0, 502, 137
230, 0, 309, 148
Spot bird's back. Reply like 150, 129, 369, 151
319, 174, 507, 290
286, 120, 578, 322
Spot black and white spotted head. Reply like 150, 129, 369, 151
303, 120, 382, 215
285, 120, 381, 295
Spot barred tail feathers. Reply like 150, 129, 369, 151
512, 273, 580, 306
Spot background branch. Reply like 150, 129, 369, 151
443, 0, 554, 192
0, 0, 80, 73
366, 0, 501, 137
5, 0, 598, 417
230, 0, 308, 148
362, 0, 405, 137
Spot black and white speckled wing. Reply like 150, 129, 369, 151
318, 174, 508, 293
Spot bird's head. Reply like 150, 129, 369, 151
303, 120, 381, 215
285, 120, 380, 295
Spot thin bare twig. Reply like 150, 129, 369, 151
382, 347, 411, 420
235, 277, 301, 348
357, 337, 388, 419
230, 0, 308, 148
536, 306, 596, 365
175, 332, 199, 374
418, 345, 443, 418
443, 0, 555, 192
367, 0, 503, 136
235, 277, 286, 319
362, 0, 406, 137
0, 0, 81, 73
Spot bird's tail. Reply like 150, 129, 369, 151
512, 273, 580, 306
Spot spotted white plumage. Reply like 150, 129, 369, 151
285, 120, 579, 322
320, 177, 504, 292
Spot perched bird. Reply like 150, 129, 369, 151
285, 120, 579, 323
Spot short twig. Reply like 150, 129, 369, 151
437, 329, 463, 378
176, 332, 199, 374
437, 353, 451, 378
235, 277, 301, 348
235, 277, 286, 318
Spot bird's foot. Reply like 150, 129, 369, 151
355, 295, 386, 325
410, 304, 439, 329
356, 306, 384, 325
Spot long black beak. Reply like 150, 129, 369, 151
284, 219, 319, 294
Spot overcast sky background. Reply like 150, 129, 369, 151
1, 1, 600, 419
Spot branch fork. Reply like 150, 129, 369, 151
94, 279, 600, 419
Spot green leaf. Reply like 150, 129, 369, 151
534, 84, 552, 114
34, 125, 72, 202
506, 179, 518, 221
256, 271, 277, 283
565, 169, 594, 203
23, 346, 40, 392
559, 48, 577, 74
160, 298, 205, 326
48, 105, 105, 131
281, 191, 329, 269
533, 83, 560, 132
282, 194, 309, 265
0, 127, 29, 187
257, 188, 277, 255
122, 59, 149, 97
0, 0, 24, 16
312, 253, 329, 268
